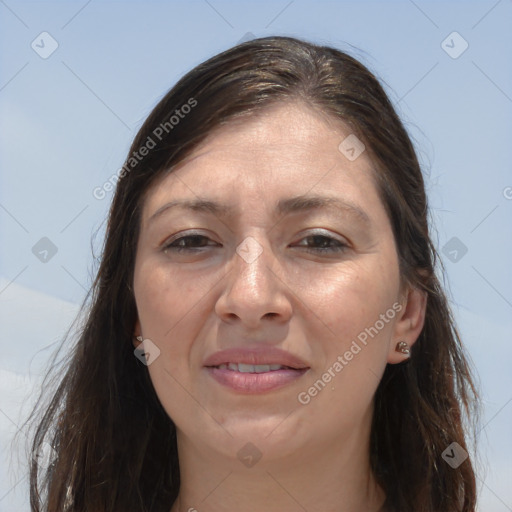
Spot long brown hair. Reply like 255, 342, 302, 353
26, 36, 479, 511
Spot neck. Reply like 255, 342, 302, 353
170, 411, 386, 512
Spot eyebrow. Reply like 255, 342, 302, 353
149, 195, 371, 226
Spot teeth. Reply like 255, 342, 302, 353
240, 363, 266, 373
217, 363, 287, 373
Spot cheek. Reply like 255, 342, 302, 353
297, 261, 399, 405
133, 258, 222, 389
133, 264, 194, 391
134, 260, 204, 339
295, 257, 400, 413
293, 257, 399, 341
134, 262, 203, 421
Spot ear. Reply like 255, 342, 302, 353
387, 284, 427, 364
133, 319, 142, 349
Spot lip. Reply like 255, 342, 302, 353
203, 347, 309, 369
203, 347, 310, 394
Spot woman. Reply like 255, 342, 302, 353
28, 36, 479, 511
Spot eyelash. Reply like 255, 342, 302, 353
163, 233, 348, 254
295, 234, 348, 253
163, 234, 216, 253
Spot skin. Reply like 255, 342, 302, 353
133, 101, 427, 512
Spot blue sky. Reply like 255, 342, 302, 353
1, 1, 511, 510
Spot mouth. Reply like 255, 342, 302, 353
203, 347, 310, 393
211, 362, 305, 373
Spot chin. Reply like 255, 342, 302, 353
221, 415, 307, 455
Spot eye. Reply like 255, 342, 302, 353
294, 233, 348, 254
163, 233, 219, 253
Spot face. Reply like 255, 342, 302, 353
133, 101, 424, 466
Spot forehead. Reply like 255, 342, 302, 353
141, 101, 384, 222
179, 101, 355, 167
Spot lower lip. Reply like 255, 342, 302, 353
205, 367, 309, 393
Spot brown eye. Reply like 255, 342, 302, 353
163, 234, 218, 253
294, 234, 348, 254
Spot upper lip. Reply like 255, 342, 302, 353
203, 347, 309, 370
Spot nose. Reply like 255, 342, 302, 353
214, 237, 293, 329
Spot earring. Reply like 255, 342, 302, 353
395, 341, 410, 355
135, 335, 143, 342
